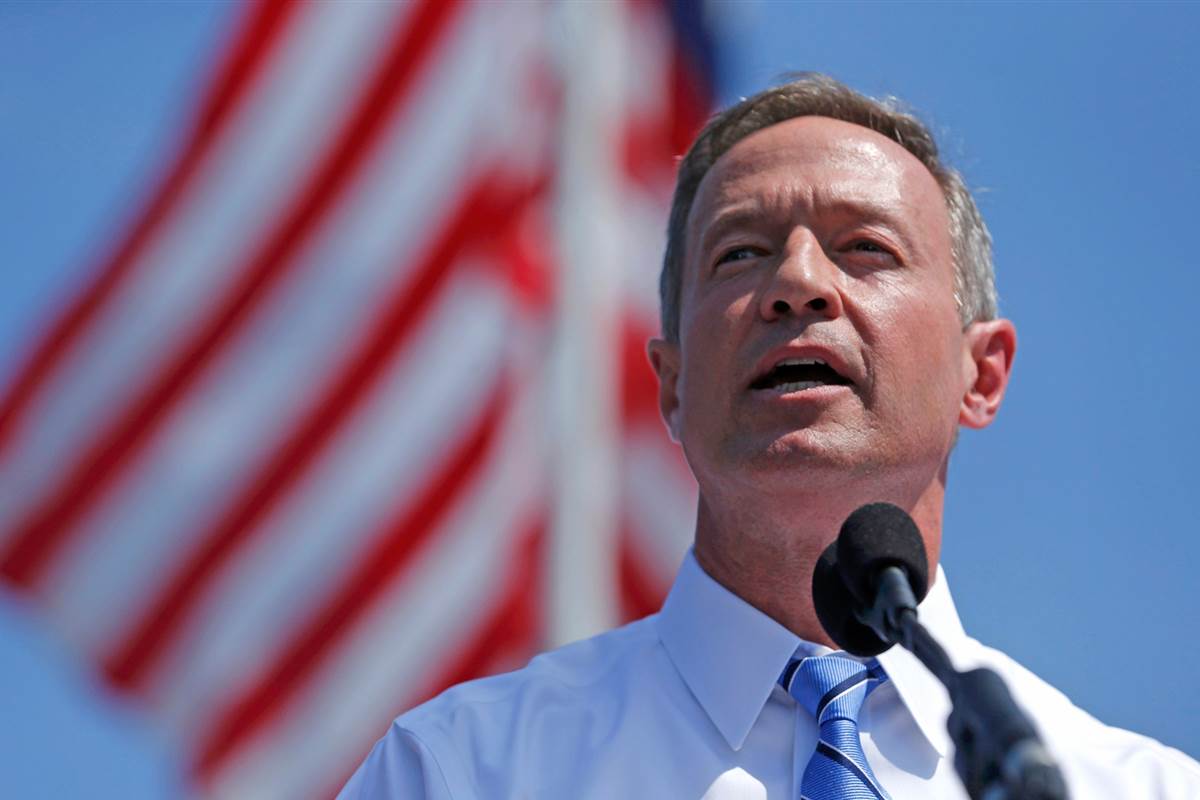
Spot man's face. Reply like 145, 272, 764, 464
651, 116, 975, 494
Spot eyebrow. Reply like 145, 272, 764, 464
697, 194, 921, 257
697, 205, 766, 257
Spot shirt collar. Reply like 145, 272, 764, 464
656, 550, 800, 751
655, 549, 967, 758
875, 563, 965, 758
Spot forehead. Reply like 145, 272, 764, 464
686, 116, 950, 253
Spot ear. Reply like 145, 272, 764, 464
646, 337, 683, 443
959, 318, 1017, 430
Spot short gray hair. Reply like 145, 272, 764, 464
660, 73, 997, 342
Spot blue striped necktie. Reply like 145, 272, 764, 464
779, 653, 891, 800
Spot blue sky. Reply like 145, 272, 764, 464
2, 2, 1198, 796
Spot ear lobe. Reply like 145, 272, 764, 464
646, 338, 683, 442
959, 319, 1017, 430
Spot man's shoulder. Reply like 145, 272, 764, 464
962, 636, 1200, 794
345, 611, 727, 798
399, 612, 664, 739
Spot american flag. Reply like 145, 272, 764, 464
0, 1, 712, 797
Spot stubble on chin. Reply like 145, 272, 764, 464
722, 419, 885, 485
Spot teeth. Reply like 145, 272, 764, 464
775, 357, 827, 368
774, 381, 825, 393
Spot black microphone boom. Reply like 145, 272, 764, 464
811, 502, 1069, 800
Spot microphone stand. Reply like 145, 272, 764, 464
869, 568, 1069, 800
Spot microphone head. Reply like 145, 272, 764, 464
812, 541, 893, 657
836, 502, 930, 606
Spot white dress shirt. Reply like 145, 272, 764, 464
340, 551, 1200, 798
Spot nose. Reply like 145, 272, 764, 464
759, 230, 843, 323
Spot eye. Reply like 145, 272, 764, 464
715, 246, 764, 266
841, 238, 898, 264
849, 239, 888, 254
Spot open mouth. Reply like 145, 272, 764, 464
749, 358, 853, 393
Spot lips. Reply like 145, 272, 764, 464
749, 356, 854, 393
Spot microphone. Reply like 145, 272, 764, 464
812, 542, 892, 657
810, 502, 930, 657
836, 502, 929, 647
812, 502, 1069, 800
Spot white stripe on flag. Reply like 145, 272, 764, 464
0, 1, 409, 542
623, 427, 697, 579
618, 190, 675, 325
546, 0, 628, 648
204, 373, 544, 800
40, 0, 528, 659
142, 268, 514, 740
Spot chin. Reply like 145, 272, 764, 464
734, 432, 877, 482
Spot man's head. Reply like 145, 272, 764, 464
659, 73, 997, 345
647, 74, 1015, 515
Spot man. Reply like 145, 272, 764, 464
341, 74, 1200, 798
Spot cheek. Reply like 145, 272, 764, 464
677, 292, 755, 413
680, 288, 755, 361
866, 294, 965, 410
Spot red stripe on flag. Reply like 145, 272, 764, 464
619, 1, 710, 192
0, 0, 462, 588
102, 171, 516, 691
315, 520, 543, 800
412, 519, 543, 706
0, 0, 298, 454
487, 197, 556, 313
621, 316, 662, 426
618, 521, 670, 622
666, 48, 710, 164
191, 381, 510, 778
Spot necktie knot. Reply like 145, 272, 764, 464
780, 652, 884, 725
778, 653, 891, 800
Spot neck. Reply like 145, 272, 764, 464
691, 465, 946, 646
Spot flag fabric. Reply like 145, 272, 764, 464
0, 1, 711, 797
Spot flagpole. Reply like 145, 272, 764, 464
546, 0, 628, 648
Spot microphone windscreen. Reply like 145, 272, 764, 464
812, 541, 893, 657
836, 502, 930, 606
